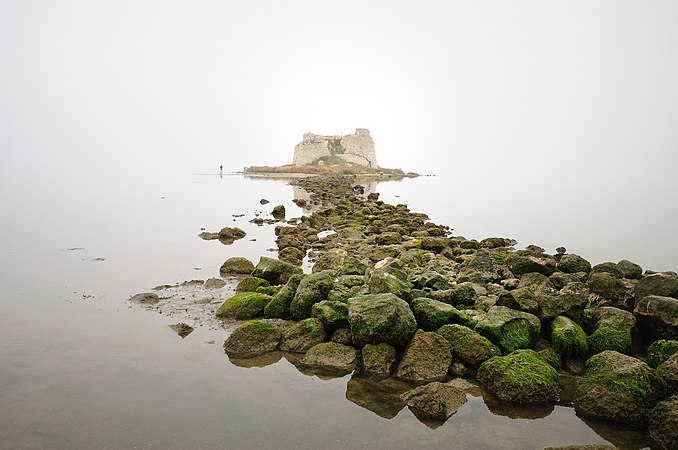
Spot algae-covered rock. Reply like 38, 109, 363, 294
252, 256, 303, 285
338, 257, 368, 276
550, 316, 588, 359
400, 382, 467, 420
557, 254, 592, 274
279, 318, 326, 353
506, 250, 557, 277
311, 300, 349, 332
367, 270, 413, 301
362, 343, 398, 377
348, 293, 417, 348
634, 272, 678, 302
617, 259, 643, 280
495, 288, 539, 315
590, 262, 623, 278
574, 350, 663, 426
634, 295, 678, 340
648, 396, 678, 450
452, 282, 477, 307
396, 330, 452, 383
289, 270, 336, 320
235, 276, 270, 293
223, 320, 281, 357
538, 293, 588, 321
647, 339, 678, 368
474, 306, 541, 353
263, 273, 303, 319
587, 272, 632, 309
477, 349, 560, 403
410, 297, 468, 331
271, 204, 285, 220
587, 307, 635, 356
218, 226, 246, 240
300, 342, 358, 372
437, 324, 501, 368
657, 353, 678, 396
331, 328, 353, 346
215, 292, 272, 319
220, 257, 254, 275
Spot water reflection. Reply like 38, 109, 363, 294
345, 375, 409, 419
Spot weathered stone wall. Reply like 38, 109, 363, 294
292, 128, 378, 168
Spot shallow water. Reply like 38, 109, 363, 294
1, 172, 664, 449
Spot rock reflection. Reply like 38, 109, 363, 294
282, 352, 353, 380
345, 375, 409, 419
484, 397, 555, 420
577, 415, 651, 450
228, 351, 283, 368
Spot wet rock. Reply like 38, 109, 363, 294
279, 318, 326, 353
278, 246, 306, 265
495, 288, 539, 315
410, 297, 468, 331
198, 231, 220, 240
345, 376, 408, 419
657, 353, 678, 396
574, 350, 663, 426
300, 342, 358, 372
219, 257, 255, 275
289, 270, 335, 320
218, 226, 246, 240
617, 259, 643, 280
437, 324, 501, 368
271, 204, 286, 220
396, 330, 452, 383
129, 292, 160, 304
648, 396, 678, 450
474, 306, 541, 353
538, 293, 588, 322
223, 320, 281, 357
587, 273, 633, 310
235, 276, 270, 293
646, 339, 678, 368
479, 237, 517, 249
556, 254, 592, 274
168, 322, 193, 338
311, 248, 348, 273
400, 382, 467, 421
587, 307, 635, 356
338, 257, 368, 276
252, 257, 303, 285
477, 349, 560, 403
506, 250, 557, 277
311, 300, 349, 332
215, 292, 272, 319
361, 343, 397, 377
263, 273, 303, 319
204, 277, 226, 289
634, 295, 678, 340
367, 270, 413, 301
348, 293, 417, 348
259, 198, 269, 205
590, 262, 623, 278
550, 316, 588, 359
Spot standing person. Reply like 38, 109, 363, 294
219, 165, 223, 177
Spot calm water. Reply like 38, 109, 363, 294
2, 171, 669, 449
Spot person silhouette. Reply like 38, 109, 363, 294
219, 165, 223, 177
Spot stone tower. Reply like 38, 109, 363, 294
292, 128, 378, 168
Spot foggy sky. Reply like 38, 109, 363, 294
2, 1, 678, 184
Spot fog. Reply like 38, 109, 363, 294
2, 1, 677, 203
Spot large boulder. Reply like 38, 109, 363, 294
220, 256, 254, 275
300, 342, 358, 372
506, 250, 557, 277
348, 293, 417, 348
279, 318, 326, 353
252, 257, 303, 285
538, 293, 588, 322
617, 259, 643, 279
215, 292, 272, 319
477, 349, 560, 403
361, 343, 398, 377
474, 306, 541, 353
396, 330, 452, 383
587, 307, 635, 356
634, 272, 678, 302
436, 324, 500, 368
495, 288, 539, 315
263, 273, 304, 319
587, 272, 633, 310
634, 295, 678, 341
573, 350, 663, 426
410, 297, 469, 331
223, 320, 281, 357
218, 226, 246, 240
657, 353, 678, 396
289, 270, 335, 320
235, 276, 270, 293
367, 271, 413, 301
311, 300, 349, 332
648, 397, 678, 450
550, 316, 588, 359
400, 382, 468, 421
557, 254, 592, 274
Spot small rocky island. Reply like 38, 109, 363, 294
244, 128, 417, 178
132, 171, 678, 448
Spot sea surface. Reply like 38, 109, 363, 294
2, 171, 671, 449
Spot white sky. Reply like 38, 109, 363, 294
1, 1, 677, 181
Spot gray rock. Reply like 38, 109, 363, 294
361, 343, 398, 377
348, 293, 417, 348
557, 254, 592, 274
506, 250, 557, 277
617, 259, 643, 279
129, 292, 159, 304
634, 295, 678, 340
300, 342, 358, 371
219, 257, 254, 275
648, 397, 678, 450
252, 256, 303, 285
223, 321, 281, 357
204, 278, 226, 289
396, 330, 452, 383
635, 272, 678, 301
279, 318, 326, 353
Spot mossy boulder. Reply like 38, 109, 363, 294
647, 339, 678, 368
495, 288, 539, 315
648, 396, 678, 450
331, 328, 352, 346
300, 342, 358, 372
396, 330, 452, 383
617, 259, 643, 280
289, 270, 336, 320
587, 272, 632, 309
219, 257, 254, 275
218, 226, 246, 240
590, 262, 623, 278
252, 256, 303, 285
437, 324, 501, 368
587, 307, 635, 356
657, 353, 678, 396
223, 320, 281, 357
215, 292, 272, 319
538, 293, 588, 322
474, 306, 541, 353
452, 282, 477, 307
400, 382, 468, 421
255, 285, 279, 296
550, 316, 588, 359
634, 272, 678, 302
361, 343, 398, 377
235, 276, 270, 293
338, 257, 368, 276
348, 293, 417, 348
506, 250, 557, 277
263, 273, 303, 319
574, 350, 663, 426
477, 349, 560, 403
556, 254, 592, 274
634, 295, 678, 341
279, 318, 326, 353
367, 271, 413, 301
410, 297, 469, 331
311, 300, 349, 332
